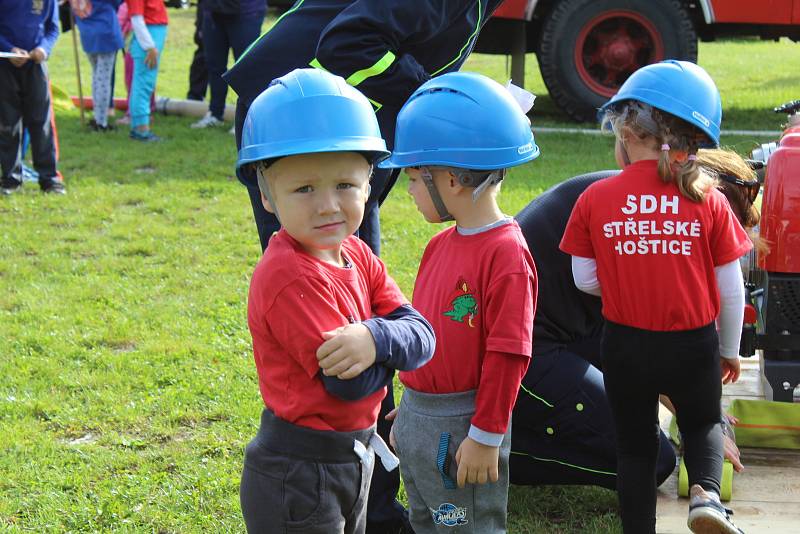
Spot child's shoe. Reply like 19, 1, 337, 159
687, 484, 744, 534
39, 178, 66, 195
130, 129, 162, 142
88, 119, 116, 132
1, 177, 22, 195
191, 111, 223, 129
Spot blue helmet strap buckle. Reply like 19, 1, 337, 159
420, 167, 454, 222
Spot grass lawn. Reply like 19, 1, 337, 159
1, 6, 797, 532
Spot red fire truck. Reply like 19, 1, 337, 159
476, 0, 800, 121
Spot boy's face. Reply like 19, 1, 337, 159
262, 152, 371, 264
406, 167, 451, 223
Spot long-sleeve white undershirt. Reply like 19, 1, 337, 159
130, 15, 155, 51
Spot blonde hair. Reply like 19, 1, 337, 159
696, 148, 769, 255
602, 101, 713, 202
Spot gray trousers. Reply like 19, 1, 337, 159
240, 409, 375, 534
394, 388, 511, 533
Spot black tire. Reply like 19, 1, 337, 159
538, 0, 697, 122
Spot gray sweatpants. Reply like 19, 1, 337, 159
393, 388, 511, 533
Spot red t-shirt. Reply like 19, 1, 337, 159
126, 0, 168, 25
560, 160, 752, 331
400, 221, 537, 434
247, 230, 407, 431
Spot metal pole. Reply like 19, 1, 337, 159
69, 7, 85, 125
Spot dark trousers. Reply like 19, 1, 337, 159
187, 1, 208, 101
510, 340, 676, 490
602, 321, 723, 534
241, 409, 375, 534
203, 11, 263, 119
0, 61, 58, 183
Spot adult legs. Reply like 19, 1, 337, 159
202, 11, 231, 121
187, 0, 208, 101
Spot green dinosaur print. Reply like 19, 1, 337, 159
444, 294, 478, 323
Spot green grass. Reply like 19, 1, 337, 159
1, 6, 797, 532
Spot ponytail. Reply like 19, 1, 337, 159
602, 101, 714, 202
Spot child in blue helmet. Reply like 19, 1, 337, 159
382, 72, 539, 533
236, 68, 435, 534
560, 60, 749, 534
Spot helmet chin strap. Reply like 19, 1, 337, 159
420, 167, 454, 222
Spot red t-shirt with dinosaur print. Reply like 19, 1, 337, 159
400, 221, 537, 434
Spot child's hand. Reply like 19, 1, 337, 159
9, 47, 29, 67
384, 408, 399, 450
316, 324, 376, 379
144, 48, 159, 69
454, 437, 499, 488
723, 433, 744, 472
720, 357, 741, 384
28, 47, 47, 63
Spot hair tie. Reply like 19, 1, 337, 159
661, 144, 670, 151
687, 155, 697, 161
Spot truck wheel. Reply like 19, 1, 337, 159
539, 0, 697, 122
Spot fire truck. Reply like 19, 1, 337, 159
475, 0, 800, 121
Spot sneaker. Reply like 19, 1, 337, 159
191, 111, 223, 129
688, 485, 744, 534
229, 126, 235, 135
130, 129, 162, 142
1, 177, 22, 195
40, 178, 66, 195
88, 119, 116, 132
115, 115, 131, 126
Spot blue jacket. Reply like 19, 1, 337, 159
75, 0, 124, 54
225, 0, 505, 153
0, 0, 60, 56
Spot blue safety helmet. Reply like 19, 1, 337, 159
599, 60, 722, 148
379, 72, 540, 170
236, 68, 390, 171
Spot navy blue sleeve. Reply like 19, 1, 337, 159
314, 0, 443, 110
363, 304, 435, 371
319, 304, 434, 400
320, 366, 394, 402
39, 0, 60, 57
